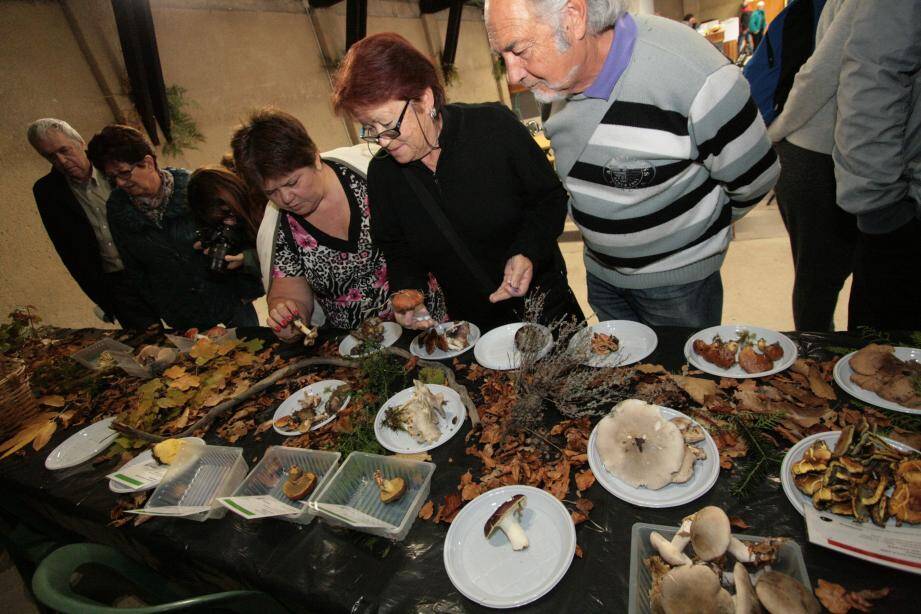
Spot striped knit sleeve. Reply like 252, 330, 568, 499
689, 64, 780, 220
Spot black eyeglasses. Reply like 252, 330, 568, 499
359, 100, 411, 145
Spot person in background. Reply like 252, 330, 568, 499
749, 1, 766, 50
27, 118, 156, 328
682, 14, 698, 29
332, 33, 582, 330
231, 109, 397, 338
485, 0, 778, 328
738, 1, 754, 56
87, 125, 262, 330
768, 0, 857, 332
833, 0, 921, 331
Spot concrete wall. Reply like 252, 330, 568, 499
683, 0, 741, 21
654, 0, 686, 20
0, 0, 503, 328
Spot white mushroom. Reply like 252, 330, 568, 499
671, 445, 707, 484
755, 571, 820, 614
651, 531, 692, 566
595, 399, 685, 489
671, 516, 694, 551
690, 506, 732, 561
733, 562, 763, 614
658, 564, 734, 614
484, 495, 529, 550
672, 417, 706, 443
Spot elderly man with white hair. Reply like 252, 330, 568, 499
486, 0, 779, 327
28, 118, 155, 328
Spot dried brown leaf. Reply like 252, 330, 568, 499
31, 420, 57, 450
38, 395, 66, 407
671, 375, 718, 405
575, 468, 595, 492
419, 500, 434, 520
729, 516, 750, 530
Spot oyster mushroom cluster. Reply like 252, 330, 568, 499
596, 399, 707, 489
647, 505, 817, 614
792, 419, 921, 525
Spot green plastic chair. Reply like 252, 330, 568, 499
31, 543, 289, 613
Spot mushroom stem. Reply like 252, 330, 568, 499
728, 537, 755, 563
651, 531, 692, 566
671, 517, 694, 551
499, 515, 529, 550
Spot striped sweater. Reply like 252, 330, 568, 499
545, 14, 780, 289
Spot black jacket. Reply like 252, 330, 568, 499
32, 168, 118, 316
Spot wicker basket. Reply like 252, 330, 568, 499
0, 358, 41, 438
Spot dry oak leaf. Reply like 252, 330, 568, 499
38, 395, 66, 408
815, 579, 891, 614
169, 373, 201, 392
807, 367, 837, 400
575, 468, 596, 492
729, 516, 750, 530
571, 510, 589, 525
671, 375, 718, 406
162, 365, 187, 380
434, 492, 463, 524
32, 419, 58, 451
0, 412, 58, 460
418, 500, 434, 520
635, 363, 667, 374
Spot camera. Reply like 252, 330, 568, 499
198, 224, 238, 273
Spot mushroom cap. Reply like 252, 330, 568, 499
671, 445, 707, 484
690, 506, 732, 561
596, 399, 685, 489
733, 562, 763, 614
659, 564, 734, 614
282, 466, 318, 501
484, 494, 526, 538
755, 571, 820, 614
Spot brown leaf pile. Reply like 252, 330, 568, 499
815, 579, 891, 613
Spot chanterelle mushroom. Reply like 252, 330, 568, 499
596, 399, 685, 489
658, 564, 734, 614
690, 506, 732, 561
484, 494, 529, 550
754, 571, 820, 614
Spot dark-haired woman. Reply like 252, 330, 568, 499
87, 125, 262, 329
332, 33, 582, 330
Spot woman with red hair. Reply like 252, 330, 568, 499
333, 33, 581, 329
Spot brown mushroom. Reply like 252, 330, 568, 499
282, 466, 318, 501
484, 494, 529, 550
690, 505, 732, 561
373, 469, 406, 504
658, 564, 734, 614
754, 571, 820, 614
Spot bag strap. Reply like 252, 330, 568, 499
401, 168, 496, 296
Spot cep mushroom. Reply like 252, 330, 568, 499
373, 470, 406, 503
282, 466, 318, 501
755, 571, 820, 614
690, 505, 732, 561
484, 494, 529, 550
658, 564, 734, 614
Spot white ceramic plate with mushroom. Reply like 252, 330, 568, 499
338, 322, 402, 358
568, 320, 658, 368
410, 321, 480, 360
780, 431, 919, 525
474, 323, 553, 371
374, 383, 466, 453
272, 380, 351, 436
443, 485, 576, 609
684, 324, 798, 379
108, 437, 205, 493
45, 417, 119, 471
588, 405, 720, 508
833, 347, 921, 416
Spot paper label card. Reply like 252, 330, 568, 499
106, 459, 168, 490
126, 505, 212, 517
805, 505, 921, 575
218, 496, 301, 520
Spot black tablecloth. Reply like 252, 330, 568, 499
1, 327, 917, 613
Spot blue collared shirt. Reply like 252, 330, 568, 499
583, 13, 638, 100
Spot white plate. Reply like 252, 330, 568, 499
474, 323, 553, 371
108, 437, 205, 493
45, 417, 118, 471
684, 324, 798, 378
338, 322, 402, 358
780, 431, 919, 525
443, 485, 576, 609
272, 380, 351, 436
568, 320, 658, 368
373, 384, 466, 453
833, 347, 921, 416
409, 322, 480, 360
588, 407, 720, 508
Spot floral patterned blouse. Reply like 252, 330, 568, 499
271, 160, 392, 330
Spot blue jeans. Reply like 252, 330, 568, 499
587, 271, 723, 328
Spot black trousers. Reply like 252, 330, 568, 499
849, 217, 921, 332
774, 140, 857, 331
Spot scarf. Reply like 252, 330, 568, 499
131, 170, 174, 226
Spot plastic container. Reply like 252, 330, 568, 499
71, 338, 133, 370
143, 443, 247, 522
165, 328, 238, 354
231, 446, 341, 524
628, 522, 811, 614
311, 451, 435, 541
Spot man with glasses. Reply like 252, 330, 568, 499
27, 118, 155, 328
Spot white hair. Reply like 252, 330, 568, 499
27, 118, 85, 150
528, 0, 628, 37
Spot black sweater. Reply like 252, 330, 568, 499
367, 103, 573, 328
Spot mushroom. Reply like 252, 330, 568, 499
658, 564, 734, 614
651, 531, 692, 566
690, 505, 732, 561
282, 466, 318, 501
672, 445, 707, 484
292, 317, 318, 347
373, 469, 406, 503
754, 571, 820, 614
595, 399, 686, 490
733, 562, 763, 614
728, 537, 758, 563
391, 289, 425, 313
484, 494, 529, 550
672, 417, 706, 443
152, 439, 185, 465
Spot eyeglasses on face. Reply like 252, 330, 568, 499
359, 100, 411, 145
105, 161, 143, 184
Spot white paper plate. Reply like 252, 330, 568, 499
410, 322, 480, 360
45, 417, 118, 471
108, 437, 205, 493
373, 384, 466, 453
833, 347, 921, 416
338, 322, 402, 358
588, 407, 720, 508
568, 320, 658, 368
443, 485, 576, 609
780, 431, 919, 525
684, 324, 798, 378
474, 323, 553, 371
272, 380, 351, 436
